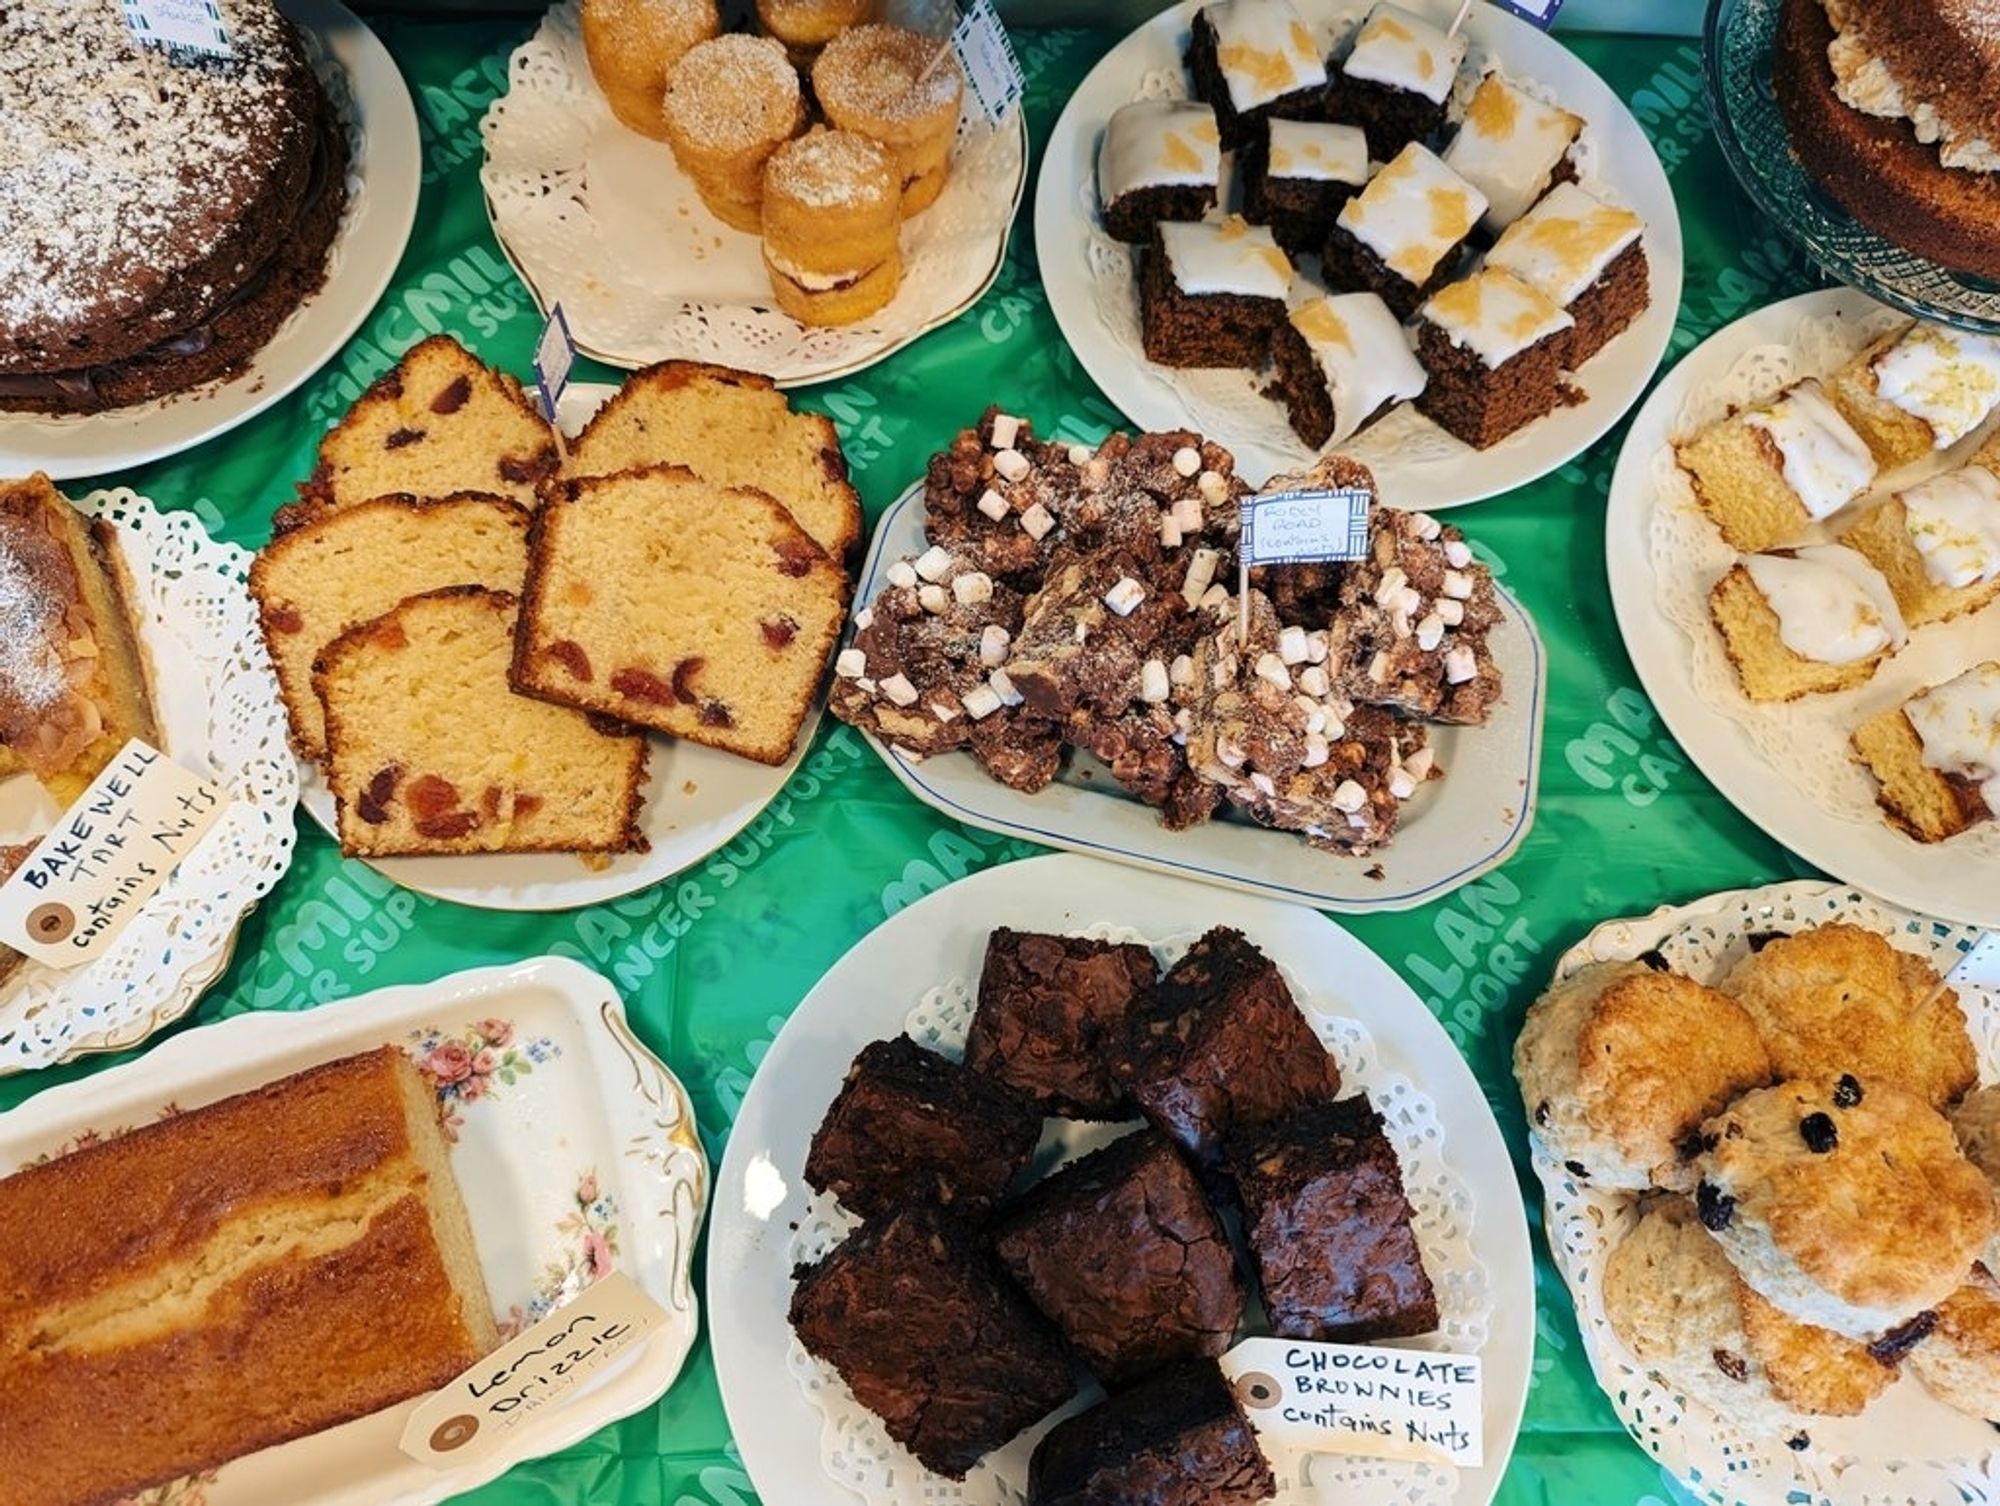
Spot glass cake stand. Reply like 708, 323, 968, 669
1705, 0, 2000, 334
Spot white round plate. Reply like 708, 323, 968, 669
1534, 879, 2000, 1506
844, 482, 1545, 914
709, 852, 1534, 1506
0, 0, 422, 482
480, 0, 1027, 387
0, 491, 299, 1073
0, 955, 709, 1506
1035, 0, 1683, 501
294, 381, 829, 912
1605, 288, 2000, 929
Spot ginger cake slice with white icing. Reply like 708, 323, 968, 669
1485, 181, 1648, 370
1140, 216, 1293, 368
1413, 266, 1576, 450
1322, 143, 1485, 321
1332, 1, 1467, 161
1184, 0, 1329, 149
1098, 100, 1223, 245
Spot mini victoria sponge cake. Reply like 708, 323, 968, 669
1514, 959, 1773, 1192
1688, 1077, 1996, 1339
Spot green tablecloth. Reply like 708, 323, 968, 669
0, 19, 1835, 1506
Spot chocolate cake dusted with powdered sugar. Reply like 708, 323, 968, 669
0, 0, 347, 414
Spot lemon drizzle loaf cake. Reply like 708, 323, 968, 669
0, 475, 160, 806
1853, 660, 2000, 842
1822, 320, 2000, 470
1241, 120, 1369, 253
1097, 100, 1223, 245
1676, 378, 1879, 553
1840, 444, 2000, 627
1140, 217, 1293, 368
1268, 290, 1427, 448
1707, 543, 1907, 702
317, 587, 648, 857
251, 492, 532, 762
300, 337, 560, 514
1442, 72, 1583, 233
1322, 143, 1487, 321
514, 467, 847, 765
1413, 267, 1577, 450
1332, 1, 1466, 161
568, 360, 862, 559
1484, 181, 1647, 370
0, 0, 347, 416
0, 1047, 498, 1506
1184, 0, 1328, 150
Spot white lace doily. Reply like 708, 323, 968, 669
1080, 7, 1603, 475
1647, 305, 2000, 862
787, 922, 1491, 1506
1537, 880, 2000, 1506
480, 1, 1026, 383
0, 492, 298, 1072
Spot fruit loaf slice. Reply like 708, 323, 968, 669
251, 492, 531, 762
568, 360, 862, 558
299, 336, 560, 514
512, 466, 848, 765
315, 586, 647, 857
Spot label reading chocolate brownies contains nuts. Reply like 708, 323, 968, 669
1222, 1337, 1484, 1468
0, 740, 228, 968
402, 1271, 668, 1470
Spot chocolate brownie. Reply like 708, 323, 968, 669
1120, 926, 1341, 1166
1026, 1360, 1276, 1506
1140, 219, 1291, 369
965, 929, 1159, 1118
803, 1035, 1042, 1219
1184, 1, 1328, 150
790, 1203, 1078, 1479
1414, 267, 1578, 450
994, 1129, 1245, 1386
1241, 119, 1368, 254
1226, 1093, 1438, 1343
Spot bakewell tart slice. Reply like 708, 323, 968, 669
0, 473, 160, 806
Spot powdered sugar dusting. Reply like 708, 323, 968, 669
0, 0, 305, 358
662, 32, 801, 153
814, 23, 964, 126
0, 536, 69, 716
765, 128, 894, 210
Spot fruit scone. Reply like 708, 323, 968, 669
1708, 543, 1906, 702
1603, 1196, 1902, 1444
1687, 1077, 1994, 1339
1852, 660, 2000, 844
1514, 958, 1773, 1192
296, 337, 560, 515
1179, 589, 1436, 855
1918, 1091, 2000, 1423
1718, 923, 1977, 1109
1840, 436, 2000, 629
512, 466, 848, 767
828, 543, 1064, 793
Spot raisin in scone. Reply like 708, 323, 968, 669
1515, 959, 1773, 1192
1909, 1263, 2000, 1421
1689, 1078, 1995, 1337
1604, 1197, 1897, 1437
1720, 925, 1977, 1109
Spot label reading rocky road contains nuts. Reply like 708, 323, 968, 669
401, 1271, 668, 1470
0, 740, 228, 969
1221, 1336, 1484, 1468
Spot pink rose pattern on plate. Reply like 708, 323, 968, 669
20, 1103, 185, 1169
405, 1017, 560, 1141
497, 1168, 624, 1340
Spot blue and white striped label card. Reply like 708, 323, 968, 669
122, 0, 233, 58
1486, 0, 1562, 29
1238, 487, 1372, 566
951, 0, 1024, 126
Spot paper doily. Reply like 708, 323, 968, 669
480, 1, 1027, 383
786, 922, 1491, 1506
1537, 880, 2000, 1506
0, 492, 299, 1072
1079, 4, 1608, 475
1646, 301, 2000, 862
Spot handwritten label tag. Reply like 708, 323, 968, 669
1238, 487, 1371, 567
401, 1271, 667, 1469
533, 303, 576, 424
121, 0, 233, 57
950, 0, 1023, 127
1222, 1337, 1483, 1468
0, 740, 226, 968
1950, 931, 2000, 991
1487, 0, 1562, 27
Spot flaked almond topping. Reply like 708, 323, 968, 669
880, 672, 920, 706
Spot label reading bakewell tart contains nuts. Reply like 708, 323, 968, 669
402, 1271, 668, 1469
1222, 1337, 1484, 1467
0, 740, 228, 968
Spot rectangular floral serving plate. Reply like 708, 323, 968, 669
0, 956, 707, 1506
